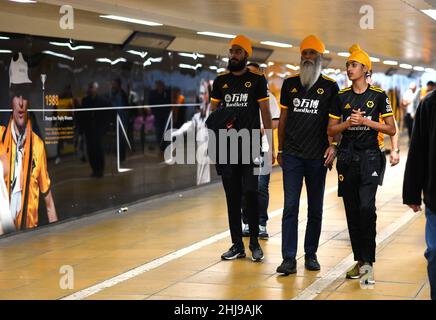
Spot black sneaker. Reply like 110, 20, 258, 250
305, 254, 321, 271
221, 245, 246, 260
276, 258, 297, 275
249, 243, 264, 262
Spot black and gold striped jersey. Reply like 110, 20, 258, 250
329, 85, 394, 150
210, 70, 268, 130
280, 74, 339, 159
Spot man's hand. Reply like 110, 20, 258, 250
324, 145, 337, 168
350, 109, 366, 126
390, 150, 400, 166
407, 204, 422, 212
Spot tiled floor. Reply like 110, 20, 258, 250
0, 146, 431, 300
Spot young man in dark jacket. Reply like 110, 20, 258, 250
403, 89, 436, 300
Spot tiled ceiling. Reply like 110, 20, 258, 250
1, 0, 435, 69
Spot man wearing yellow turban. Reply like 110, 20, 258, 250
209, 35, 274, 263
328, 44, 396, 284
276, 35, 339, 275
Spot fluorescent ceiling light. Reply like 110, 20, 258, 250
323, 68, 335, 74
100, 15, 162, 26
425, 68, 436, 73
286, 64, 300, 71
276, 72, 289, 78
324, 50, 330, 54
0, 50, 13, 53
42, 50, 74, 61
178, 52, 205, 59
260, 41, 292, 48
58, 63, 83, 74
179, 63, 202, 70
217, 68, 227, 73
337, 52, 350, 57
127, 50, 148, 58
260, 63, 268, 68
9, 0, 37, 3
96, 57, 126, 65
209, 66, 218, 70
143, 57, 163, 67
413, 66, 425, 71
268, 62, 274, 66
222, 57, 229, 62
370, 57, 380, 62
49, 42, 94, 51
383, 60, 398, 66
421, 9, 436, 21
399, 63, 413, 69
0, 36, 10, 40
197, 31, 235, 39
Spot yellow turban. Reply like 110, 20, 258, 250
300, 35, 325, 54
347, 44, 372, 71
230, 35, 252, 57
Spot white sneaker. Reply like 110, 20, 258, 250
359, 264, 375, 286
258, 225, 269, 239
242, 224, 250, 237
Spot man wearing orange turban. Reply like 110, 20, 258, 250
276, 35, 339, 275
209, 35, 274, 263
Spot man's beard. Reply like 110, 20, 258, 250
227, 56, 248, 72
300, 55, 322, 90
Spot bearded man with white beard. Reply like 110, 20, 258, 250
276, 35, 340, 275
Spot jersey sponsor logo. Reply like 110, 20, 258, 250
291, 88, 298, 93
317, 88, 324, 95
346, 115, 372, 131
345, 103, 351, 109
224, 93, 249, 107
245, 81, 252, 88
385, 99, 393, 113
293, 98, 320, 114
293, 98, 301, 107
223, 83, 229, 89
366, 100, 374, 108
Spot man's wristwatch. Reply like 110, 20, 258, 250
393, 148, 400, 153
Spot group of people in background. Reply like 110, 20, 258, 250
401, 80, 435, 143
208, 34, 435, 298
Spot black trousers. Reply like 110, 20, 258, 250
337, 149, 381, 263
404, 113, 414, 139
221, 164, 259, 248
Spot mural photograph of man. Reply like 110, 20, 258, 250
0, 83, 57, 234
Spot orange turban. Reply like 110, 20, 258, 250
230, 35, 252, 57
300, 35, 325, 54
347, 44, 372, 71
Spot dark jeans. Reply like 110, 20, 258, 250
281, 154, 327, 259
337, 149, 381, 263
425, 208, 436, 300
221, 164, 260, 248
241, 171, 270, 227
